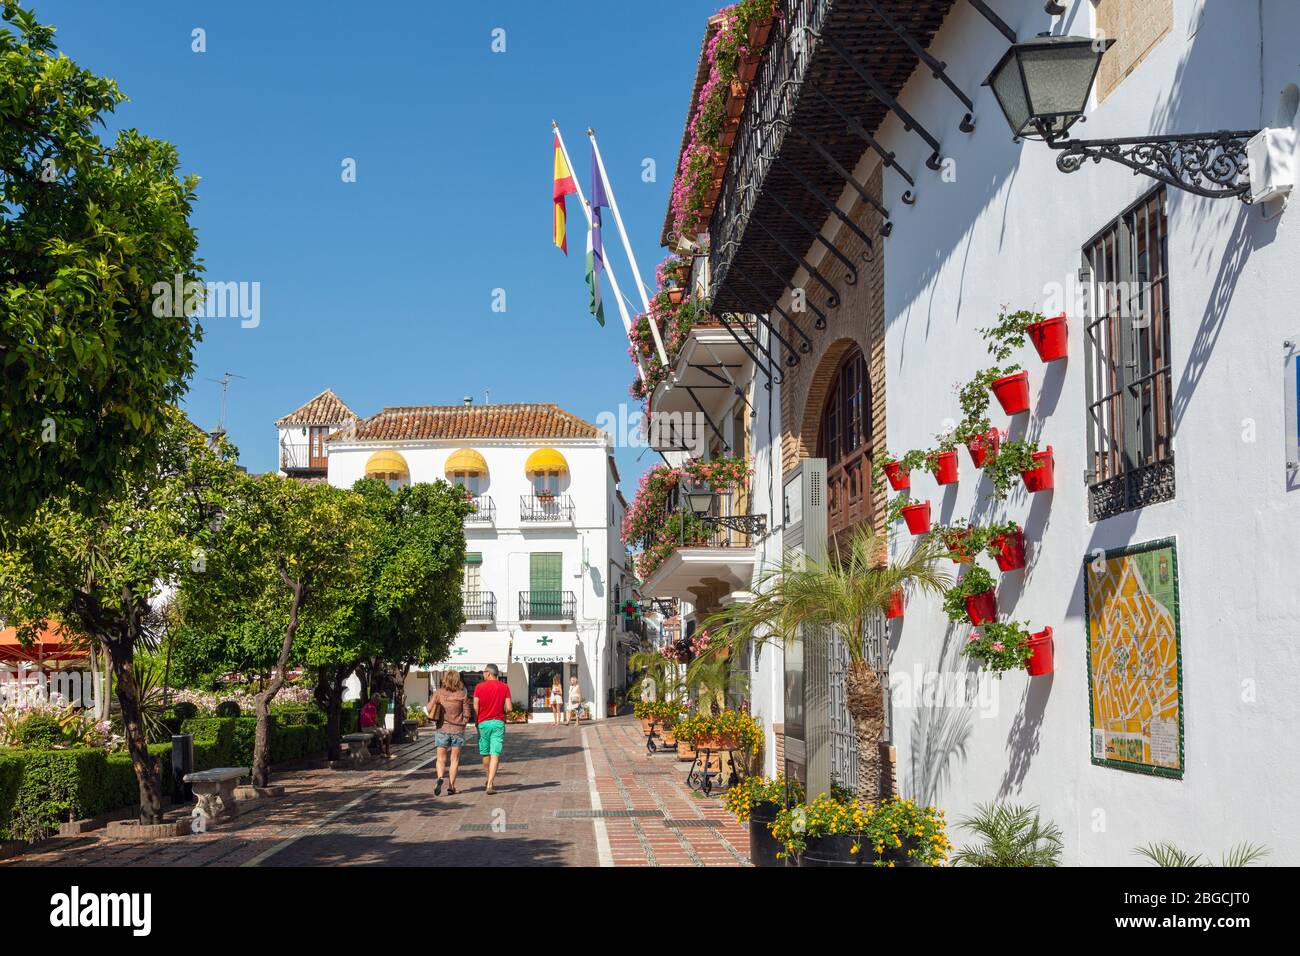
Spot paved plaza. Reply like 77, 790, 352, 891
3, 717, 751, 868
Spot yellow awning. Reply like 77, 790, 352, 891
525, 448, 568, 474
365, 449, 409, 477
445, 448, 488, 475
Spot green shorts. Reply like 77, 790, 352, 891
477, 719, 505, 756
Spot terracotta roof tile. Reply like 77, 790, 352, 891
275, 389, 358, 427
327, 403, 605, 443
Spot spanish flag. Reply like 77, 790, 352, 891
553, 132, 578, 254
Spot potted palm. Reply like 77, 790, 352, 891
701, 525, 949, 801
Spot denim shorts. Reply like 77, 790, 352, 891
434, 730, 466, 749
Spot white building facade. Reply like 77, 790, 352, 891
674, 0, 1300, 863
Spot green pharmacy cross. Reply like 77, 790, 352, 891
454, 647, 468, 656
620, 600, 640, 622
537, 636, 552, 647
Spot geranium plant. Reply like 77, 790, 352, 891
941, 564, 997, 624
963, 620, 1034, 675
979, 307, 1047, 362
982, 438, 1040, 499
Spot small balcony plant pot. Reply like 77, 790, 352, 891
966, 428, 1000, 469
901, 502, 931, 535
1026, 626, 1055, 676
749, 801, 783, 868
746, 16, 773, 49
884, 588, 905, 619
738, 56, 759, 85
727, 86, 746, 121
991, 528, 1026, 571
990, 370, 1031, 415
666, 287, 685, 305
883, 461, 911, 491
932, 450, 960, 485
1027, 313, 1068, 362
1021, 446, 1055, 493
965, 589, 997, 625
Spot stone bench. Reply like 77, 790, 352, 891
403, 719, 420, 741
341, 732, 375, 767
183, 767, 249, 828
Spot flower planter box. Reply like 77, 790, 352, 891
883, 461, 911, 491
965, 589, 997, 625
901, 502, 931, 535
746, 16, 773, 49
1027, 313, 1068, 362
1021, 446, 1055, 493
947, 530, 975, 564
884, 588, 905, 619
738, 56, 759, 85
990, 528, 1026, 571
932, 450, 959, 485
666, 287, 684, 305
697, 734, 738, 751
677, 743, 697, 762
750, 801, 783, 868
966, 428, 1000, 468
990, 370, 1031, 415
726, 81, 747, 120
640, 718, 655, 736
1026, 626, 1054, 676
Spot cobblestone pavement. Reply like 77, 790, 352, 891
3, 717, 750, 868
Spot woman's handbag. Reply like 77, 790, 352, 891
429, 693, 445, 729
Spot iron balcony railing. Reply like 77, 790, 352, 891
640, 487, 767, 559
711, 0, 829, 305
463, 590, 496, 621
464, 495, 496, 523
279, 441, 326, 472
519, 494, 575, 522
519, 590, 576, 621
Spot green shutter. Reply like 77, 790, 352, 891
530, 553, 562, 616
465, 552, 482, 565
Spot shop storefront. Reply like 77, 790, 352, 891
510, 633, 579, 722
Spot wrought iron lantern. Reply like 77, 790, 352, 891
983, 32, 1262, 202
983, 33, 1113, 143
681, 478, 716, 518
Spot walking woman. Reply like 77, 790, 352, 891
549, 676, 564, 724
428, 670, 470, 795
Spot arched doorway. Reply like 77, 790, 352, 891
816, 345, 872, 540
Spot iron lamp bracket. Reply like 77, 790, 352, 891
1049, 130, 1261, 202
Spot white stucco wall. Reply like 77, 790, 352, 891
860, 0, 1300, 864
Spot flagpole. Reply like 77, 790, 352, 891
553, 121, 645, 383
588, 128, 669, 366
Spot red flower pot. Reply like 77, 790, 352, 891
965, 590, 997, 625
884, 588, 905, 619
666, 287, 684, 305
883, 460, 911, 491
901, 502, 931, 535
990, 370, 1031, 415
1021, 446, 1055, 493
991, 528, 1026, 571
1025, 626, 1054, 676
947, 530, 974, 564
932, 450, 959, 485
966, 428, 1000, 469
1027, 313, 1068, 362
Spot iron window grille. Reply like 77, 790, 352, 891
519, 590, 576, 621
464, 495, 495, 523
462, 591, 496, 621
1083, 186, 1175, 522
519, 494, 575, 522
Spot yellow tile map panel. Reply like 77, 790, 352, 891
1087, 543, 1182, 775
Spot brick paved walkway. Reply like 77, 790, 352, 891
3, 717, 749, 868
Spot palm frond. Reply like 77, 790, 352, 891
951, 802, 1064, 867
1219, 842, 1270, 867
1133, 842, 1207, 867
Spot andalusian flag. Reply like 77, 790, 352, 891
586, 146, 607, 327
553, 132, 578, 254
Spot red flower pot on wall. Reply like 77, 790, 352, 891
947, 530, 975, 564
1027, 313, 1068, 362
1021, 446, 1055, 493
990, 370, 1031, 415
932, 451, 959, 486
991, 528, 1026, 571
884, 588, 905, 619
965, 590, 997, 625
966, 428, 1000, 469
901, 502, 931, 535
883, 461, 911, 491
1026, 626, 1054, 676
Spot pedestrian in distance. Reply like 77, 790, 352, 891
428, 670, 470, 795
549, 675, 564, 724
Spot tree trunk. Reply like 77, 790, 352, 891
107, 638, 164, 824
314, 666, 347, 761
392, 664, 410, 743
844, 659, 885, 803
253, 572, 305, 788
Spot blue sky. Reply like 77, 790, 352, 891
37, 0, 719, 485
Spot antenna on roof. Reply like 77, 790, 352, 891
206, 371, 246, 432
484, 388, 491, 405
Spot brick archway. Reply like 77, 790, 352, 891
795, 336, 860, 463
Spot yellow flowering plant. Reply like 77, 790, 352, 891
670, 708, 762, 753
722, 773, 802, 822
769, 792, 951, 865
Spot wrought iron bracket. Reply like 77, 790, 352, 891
717, 312, 783, 387
863, 0, 976, 133
750, 216, 842, 308
700, 513, 768, 537
1050, 130, 1260, 202
776, 152, 888, 247
967, 0, 1018, 43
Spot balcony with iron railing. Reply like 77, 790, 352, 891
464, 495, 496, 524
519, 590, 576, 622
519, 494, 575, 523
279, 441, 327, 473
637, 485, 765, 602
462, 590, 497, 622
709, 0, 957, 316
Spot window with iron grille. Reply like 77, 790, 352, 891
1083, 186, 1175, 522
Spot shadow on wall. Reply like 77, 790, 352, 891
998, 673, 1052, 798
903, 621, 976, 807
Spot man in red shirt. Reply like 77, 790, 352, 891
359, 693, 392, 757
473, 663, 512, 794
